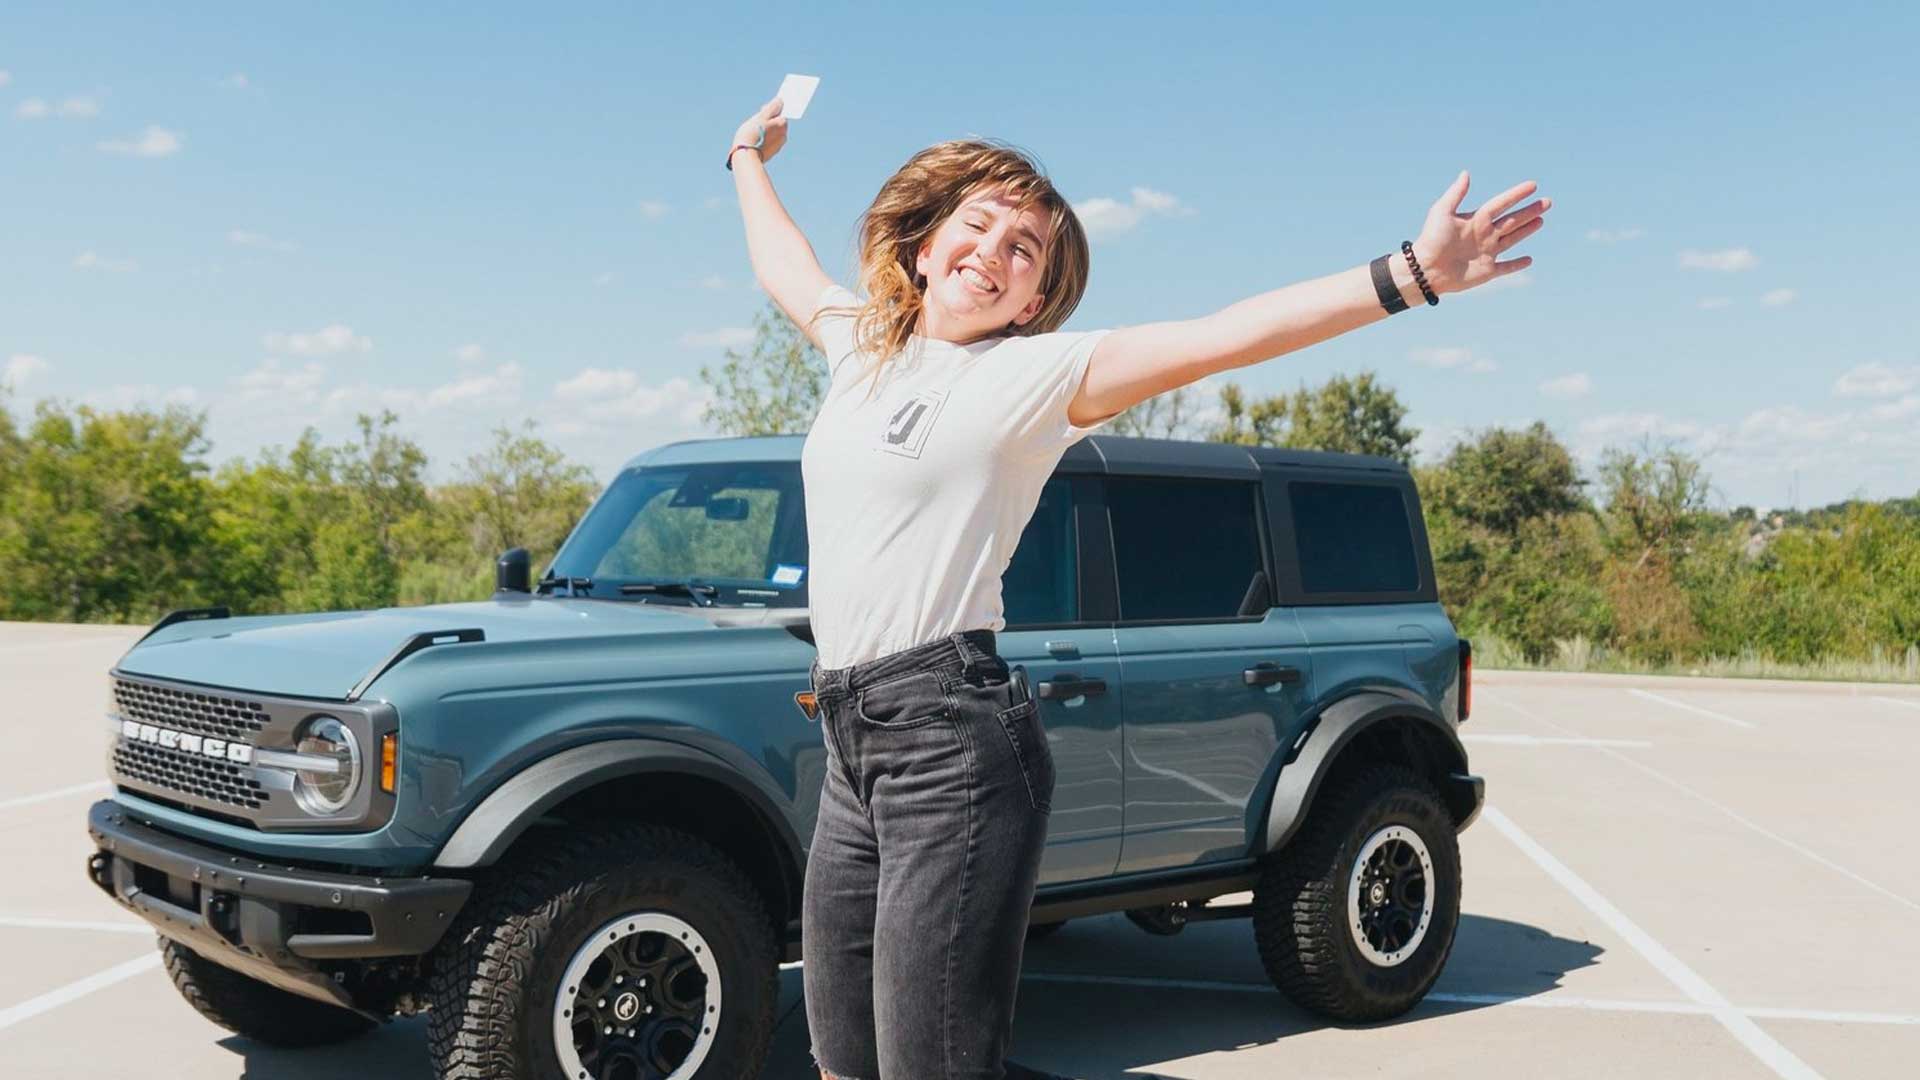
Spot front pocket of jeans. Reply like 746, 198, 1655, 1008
854, 671, 953, 729
994, 699, 1055, 813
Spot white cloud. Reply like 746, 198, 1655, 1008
14, 98, 48, 119
639, 200, 670, 220
5, 354, 48, 387
1073, 186, 1194, 239
97, 125, 182, 157
426, 363, 522, 409
73, 251, 138, 272
698, 274, 727, 290
1409, 346, 1496, 373
452, 343, 487, 364
1696, 296, 1733, 310
1577, 412, 1707, 442
1473, 269, 1533, 293
593, 272, 616, 287
1833, 362, 1918, 399
678, 327, 755, 349
262, 324, 372, 356
1760, 288, 1796, 307
82, 384, 201, 410
218, 72, 249, 90
234, 359, 326, 400
1677, 247, 1757, 271
228, 229, 296, 252
555, 369, 710, 424
1540, 372, 1592, 399
57, 96, 100, 118
1868, 395, 1920, 422
702, 196, 725, 210
0, 71, 10, 88
1585, 226, 1644, 244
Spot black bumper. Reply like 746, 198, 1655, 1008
86, 799, 471, 1013
1449, 771, 1486, 832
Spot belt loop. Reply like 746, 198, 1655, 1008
948, 631, 978, 678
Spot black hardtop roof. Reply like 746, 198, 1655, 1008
629, 433, 1409, 478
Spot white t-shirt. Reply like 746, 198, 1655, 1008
800, 282, 1118, 670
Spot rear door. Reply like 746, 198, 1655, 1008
1108, 473, 1313, 874
997, 473, 1124, 886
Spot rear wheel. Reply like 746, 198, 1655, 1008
426, 823, 780, 1079
161, 939, 375, 1047
1252, 763, 1461, 1022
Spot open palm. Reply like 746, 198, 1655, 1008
1413, 172, 1551, 295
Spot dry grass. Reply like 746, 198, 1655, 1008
1474, 633, 1920, 685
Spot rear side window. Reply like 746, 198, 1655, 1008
1288, 481, 1419, 595
1108, 477, 1267, 621
1002, 477, 1078, 626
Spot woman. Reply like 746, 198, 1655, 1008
727, 97, 1547, 1080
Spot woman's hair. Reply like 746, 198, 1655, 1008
810, 138, 1092, 397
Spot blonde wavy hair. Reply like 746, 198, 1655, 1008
809, 138, 1092, 398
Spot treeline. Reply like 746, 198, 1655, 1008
4, 370, 1917, 677
0, 402, 597, 623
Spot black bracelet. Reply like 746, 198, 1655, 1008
1369, 255, 1409, 314
1401, 241, 1439, 306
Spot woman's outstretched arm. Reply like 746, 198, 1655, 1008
730, 98, 835, 347
1067, 172, 1551, 428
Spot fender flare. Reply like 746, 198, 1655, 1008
433, 739, 803, 877
1258, 690, 1480, 855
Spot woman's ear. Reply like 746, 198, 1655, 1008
914, 240, 932, 281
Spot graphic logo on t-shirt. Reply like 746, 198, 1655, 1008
878, 387, 947, 459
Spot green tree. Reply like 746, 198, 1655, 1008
1205, 372, 1418, 463
1107, 384, 1207, 439
698, 301, 826, 436
1426, 422, 1590, 534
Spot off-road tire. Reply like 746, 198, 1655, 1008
425, 822, 780, 1080
161, 938, 376, 1047
1252, 763, 1461, 1022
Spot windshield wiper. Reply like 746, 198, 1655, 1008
535, 575, 595, 597
618, 580, 721, 607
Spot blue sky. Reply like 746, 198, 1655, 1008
3, 2, 1916, 510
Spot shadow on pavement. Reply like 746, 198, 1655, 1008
213, 913, 1599, 1079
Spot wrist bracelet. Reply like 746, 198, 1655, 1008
1401, 240, 1439, 306
1370, 254, 1409, 314
724, 124, 767, 172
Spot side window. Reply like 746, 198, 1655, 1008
1108, 477, 1267, 621
1288, 481, 1419, 595
1002, 477, 1078, 626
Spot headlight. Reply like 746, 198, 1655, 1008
291, 716, 361, 814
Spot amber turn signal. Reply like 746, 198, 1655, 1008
380, 732, 397, 793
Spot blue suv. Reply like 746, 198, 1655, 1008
86, 433, 1482, 1079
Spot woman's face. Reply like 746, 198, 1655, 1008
914, 188, 1052, 342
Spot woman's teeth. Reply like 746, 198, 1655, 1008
958, 267, 998, 293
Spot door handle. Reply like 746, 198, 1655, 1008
1243, 662, 1303, 687
1038, 673, 1108, 699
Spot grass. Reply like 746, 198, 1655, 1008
1472, 633, 1920, 685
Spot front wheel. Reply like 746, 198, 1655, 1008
1252, 763, 1461, 1022
426, 823, 780, 1079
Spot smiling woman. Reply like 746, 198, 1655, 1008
726, 93, 1548, 1080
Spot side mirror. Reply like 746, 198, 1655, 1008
495, 548, 531, 594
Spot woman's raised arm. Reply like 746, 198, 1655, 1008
730, 98, 836, 348
1064, 172, 1551, 428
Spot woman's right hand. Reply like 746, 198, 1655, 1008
731, 98, 788, 167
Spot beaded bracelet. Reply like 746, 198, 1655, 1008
724, 124, 766, 172
1401, 241, 1439, 306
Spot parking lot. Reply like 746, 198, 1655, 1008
4, 619, 1917, 1078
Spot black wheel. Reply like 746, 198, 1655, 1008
426, 823, 780, 1080
161, 938, 376, 1047
1252, 763, 1461, 1022
1025, 919, 1068, 941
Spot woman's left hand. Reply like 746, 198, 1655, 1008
1410, 172, 1551, 296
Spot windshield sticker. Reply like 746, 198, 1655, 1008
771, 564, 805, 587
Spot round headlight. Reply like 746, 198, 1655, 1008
293, 716, 361, 814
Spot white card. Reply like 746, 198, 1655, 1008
776, 73, 820, 120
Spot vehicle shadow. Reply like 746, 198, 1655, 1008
218, 912, 1598, 1079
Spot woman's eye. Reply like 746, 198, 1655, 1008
1014, 245, 1029, 257
965, 221, 985, 232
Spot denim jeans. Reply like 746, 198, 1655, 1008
803, 628, 1055, 1080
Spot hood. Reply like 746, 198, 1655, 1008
114, 598, 730, 701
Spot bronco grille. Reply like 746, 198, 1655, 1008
112, 679, 266, 743
112, 741, 270, 811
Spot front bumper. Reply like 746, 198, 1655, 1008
85, 799, 471, 1013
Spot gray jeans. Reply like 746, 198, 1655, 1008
804, 628, 1055, 1080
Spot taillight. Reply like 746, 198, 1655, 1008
1457, 638, 1473, 723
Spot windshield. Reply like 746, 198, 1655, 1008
546, 461, 810, 608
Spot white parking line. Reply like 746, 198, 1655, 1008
1484, 805, 1822, 1079
1485, 693, 1918, 912
1463, 734, 1654, 749
1019, 972, 1920, 1026
1627, 688, 1755, 729
1872, 696, 1920, 712
0, 916, 150, 935
0, 954, 159, 1033
0, 780, 109, 812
